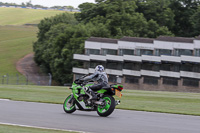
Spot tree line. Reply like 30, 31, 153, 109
33, 0, 200, 85
0, 1, 76, 10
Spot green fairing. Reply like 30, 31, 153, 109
97, 89, 107, 93
71, 82, 94, 100
85, 83, 94, 87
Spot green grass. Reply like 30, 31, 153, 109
0, 7, 65, 25
0, 124, 76, 133
0, 85, 200, 116
0, 25, 37, 74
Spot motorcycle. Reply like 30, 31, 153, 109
63, 75, 123, 117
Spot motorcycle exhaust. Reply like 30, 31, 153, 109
115, 100, 120, 105
94, 101, 104, 105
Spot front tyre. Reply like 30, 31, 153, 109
97, 95, 115, 117
63, 95, 76, 113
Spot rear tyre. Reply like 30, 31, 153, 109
97, 95, 115, 117
63, 95, 76, 113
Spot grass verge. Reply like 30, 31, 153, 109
0, 85, 200, 116
0, 124, 76, 133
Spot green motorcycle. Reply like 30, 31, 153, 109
63, 76, 123, 117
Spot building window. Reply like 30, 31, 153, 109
86, 49, 100, 55
108, 75, 117, 83
102, 49, 117, 55
193, 64, 200, 73
155, 49, 172, 56
119, 49, 134, 56
163, 77, 178, 86
125, 76, 139, 84
90, 61, 105, 68
123, 62, 141, 71
142, 62, 160, 71
195, 49, 200, 56
76, 61, 86, 69
183, 78, 199, 87
174, 49, 193, 56
106, 61, 122, 70
137, 49, 153, 56
143, 76, 158, 85
181, 63, 200, 73
181, 63, 193, 72
161, 62, 180, 72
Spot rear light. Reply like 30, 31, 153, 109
118, 86, 123, 91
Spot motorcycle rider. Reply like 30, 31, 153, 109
81, 65, 108, 100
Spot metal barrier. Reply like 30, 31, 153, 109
0, 73, 52, 86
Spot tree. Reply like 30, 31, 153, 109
190, 6, 200, 36
33, 13, 77, 76
136, 0, 175, 30
34, 11, 114, 84
169, 0, 200, 36
75, 0, 173, 38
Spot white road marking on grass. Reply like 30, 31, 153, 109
0, 122, 90, 133
0, 99, 10, 101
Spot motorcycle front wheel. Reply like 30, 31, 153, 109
63, 95, 76, 113
97, 95, 115, 117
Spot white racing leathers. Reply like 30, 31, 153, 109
83, 71, 108, 91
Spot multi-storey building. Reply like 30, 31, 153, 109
72, 36, 200, 92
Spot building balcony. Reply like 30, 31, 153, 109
90, 54, 106, 61
160, 70, 180, 78
73, 54, 90, 61
122, 69, 141, 76
123, 55, 142, 62
105, 69, 123, 76
142, 55, 161, 62
161, 55, 181, 63
181, 55, 200, 63
106, 55, 123, 62
72, 67, 88, 74
180, 71, 200, 79
141, 70, 160, 77
88, 68, 95, 73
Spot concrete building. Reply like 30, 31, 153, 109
72, 36, 200, 92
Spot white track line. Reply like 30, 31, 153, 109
0, 99, 10, 101
0, 122, 90, 133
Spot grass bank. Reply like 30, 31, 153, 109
0, 7, 66, 75
0, 7, 65, 25
0, 85, 200, 116
0, 25, 37, 74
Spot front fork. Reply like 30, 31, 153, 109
68, 94, 74, 104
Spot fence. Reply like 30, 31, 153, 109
0, 73, 52, 86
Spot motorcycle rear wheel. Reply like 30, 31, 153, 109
97, 95, 115, 117
63, 95, 76, 113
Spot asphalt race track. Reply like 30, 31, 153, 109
0, 100, 200, 133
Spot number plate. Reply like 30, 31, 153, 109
115, 89, 122, 98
